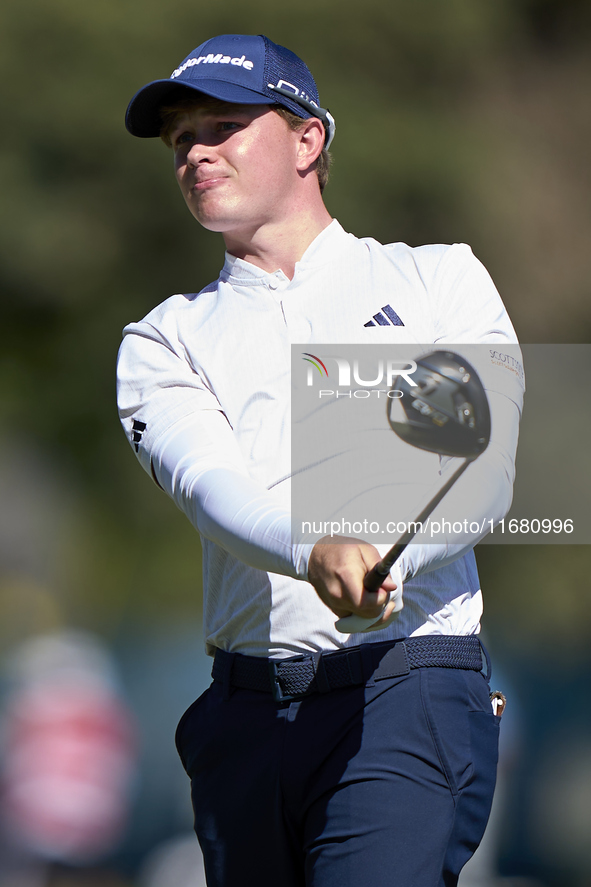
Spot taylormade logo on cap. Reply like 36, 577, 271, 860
124, 34, 333, 141
171, 54, 254, 79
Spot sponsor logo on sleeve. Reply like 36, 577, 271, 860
489, 350, 525, 386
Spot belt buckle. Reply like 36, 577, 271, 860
268, 658, 308, 703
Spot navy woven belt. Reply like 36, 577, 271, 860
212, 636, 484, 703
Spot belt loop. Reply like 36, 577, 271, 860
313, 652, 331, 694
479, 640, 492, 683
360, 644, 375, 687
222, 651, 236, 700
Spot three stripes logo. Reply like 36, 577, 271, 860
132, 419, 147, 452
364, 304, 404, 328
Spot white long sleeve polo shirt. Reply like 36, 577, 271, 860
117, 220, 524, 658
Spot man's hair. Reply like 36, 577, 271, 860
159, 96, 331, 193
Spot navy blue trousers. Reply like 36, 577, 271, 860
175, 663, 499, 887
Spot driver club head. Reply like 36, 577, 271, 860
387, 351, 491, 459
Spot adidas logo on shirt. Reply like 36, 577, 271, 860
364, 304, 404, 327
132, 419, 147, 452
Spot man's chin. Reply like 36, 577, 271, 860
190, 211, 258, 241
187, 202, 243, 235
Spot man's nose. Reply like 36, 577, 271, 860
186, 141, 215, 166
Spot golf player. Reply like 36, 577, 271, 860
117, 33, 524, 887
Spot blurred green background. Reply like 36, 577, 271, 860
1, 0, 590, 885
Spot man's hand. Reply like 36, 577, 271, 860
307, 536, 400, 629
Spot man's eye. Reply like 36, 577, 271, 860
173, 132, 193, 148
218, 121, 240, 132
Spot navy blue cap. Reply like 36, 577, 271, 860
125, 34, 335, 147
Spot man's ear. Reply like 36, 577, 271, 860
295, 118, 325, 171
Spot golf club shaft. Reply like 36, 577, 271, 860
335, 458, 475, 633
363, 458, 471, 592
335, 459, 472, 633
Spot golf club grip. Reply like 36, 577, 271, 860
364, 542, 407, 591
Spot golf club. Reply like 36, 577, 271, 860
336, 350, 491, 633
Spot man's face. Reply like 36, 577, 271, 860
168, 102, 304, 242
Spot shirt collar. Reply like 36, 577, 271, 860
221, 219, 349, 286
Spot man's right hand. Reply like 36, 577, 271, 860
307, 536, 400, 628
